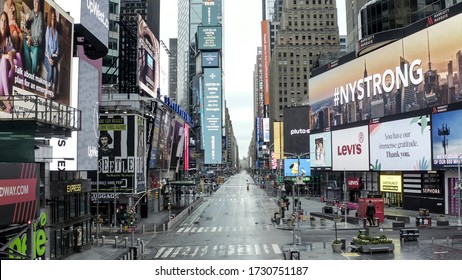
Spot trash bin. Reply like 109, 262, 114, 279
290, 248, 300, 260
340, 238, 346, 250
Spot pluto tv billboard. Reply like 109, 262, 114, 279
283, 106, 310, 155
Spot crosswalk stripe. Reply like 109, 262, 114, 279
161, 247, 174, 258
218, 226, 223, 232
153, 244, 282, 259
154, 247, 165, 258
190, 227, 197, 233
170, 247, 182, 258
184, 227, 191, 233
211, 227, 217, 232
254, 244, 261, 255
272, 244, 282, 254
197, 227, 204, 232
262, 244, 270, 254
177, 228, 185, 233
228, 244, 235, 256
200, 246, 208, 257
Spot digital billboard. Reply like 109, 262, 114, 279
283, 106, 310, 155
88, 115, 145, 193
0, 0, 74, 114
283, 158, 311, 177
197, 26, 222, 50
203, 68, 222, 164
432, 108, 462, 169
0, 163, 38, 227
332, 125, 369, 171
380, 172, 402, 193
202, 52, 220, 68
369, 115, 431, 171
309, 5, 462, 130
309, 131, 332, 169
137, 15, 160, 98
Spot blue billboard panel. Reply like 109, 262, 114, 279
203, 68, 222, 164
284, 158, 311, 177
432, 109, 462, 169
198, 26, 222, 50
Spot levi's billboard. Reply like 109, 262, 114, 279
309, 4, 462, 131
332, 125, 369, 171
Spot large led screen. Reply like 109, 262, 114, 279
432, 109, 462, 169
370, 115, 431, 171
137, 15, 160, 98
332, 125, 369, 171
309, 5, 462, 130
283, 106, 310, 155
0, 0, 74, 114
309, 131, 332, 169
283, 158, 311, 177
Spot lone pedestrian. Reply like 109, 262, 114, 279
366, 200, 376, 226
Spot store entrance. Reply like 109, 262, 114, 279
384, 192, 402, 207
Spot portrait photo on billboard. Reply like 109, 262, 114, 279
309, 131, 332, 168
0, 0, 73, 114
309, 6, 462, 131
137, 15, 159, 98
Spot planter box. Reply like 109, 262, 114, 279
357, 243, 394, 253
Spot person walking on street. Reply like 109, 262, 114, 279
366, 200, 376, 226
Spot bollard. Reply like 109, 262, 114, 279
154, 224, 157, 233
141, 240, 145, 254
125, 237, 128, 247
142, 224, 145, 233
163, 223, 166, 232
120, 225, 123, 232
447, 236, 450, 245
102, 235, 106, 246
323, 240, 326, 249
432, 237, 434, 244
137, 238, 141, 246
91, 235, 94, 245
114, 236, 118, 248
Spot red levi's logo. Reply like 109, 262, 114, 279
337, 144, 362, 156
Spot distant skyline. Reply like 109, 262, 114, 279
159, 0, 348, 159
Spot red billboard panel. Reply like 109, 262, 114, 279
0, 163, 38, 227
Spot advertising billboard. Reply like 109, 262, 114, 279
309, 5, 462, 130
332, 125, 369, 171
432, 108, 462, 169
50, 59, 99, 171
283, 106, 310, 155
88, 115, 145, 193
283, 158, 311, 177
370, 115, 431, 171
137, 15, 160, 98
0, 0, 74, 114
380, 172, 403, 193
157, 110, 174, 170
202, 52, 220, 68
309, 131, 332, 169
202, 0, 218, 26
197, 26, 222, 50
203, 68, 222, 164
261, 20, 270, 106
0, 163, 38, 227
273, 122, 283, 160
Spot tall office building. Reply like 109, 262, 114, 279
168, 38, 178, 101
268, 0, 340, 125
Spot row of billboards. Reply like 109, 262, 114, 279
280, 106, 462, 172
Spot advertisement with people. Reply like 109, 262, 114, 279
0, 0, 73, 116
431, 108, 462, 170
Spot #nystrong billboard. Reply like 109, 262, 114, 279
309, 5, 462, 130
0, 0, 74, 115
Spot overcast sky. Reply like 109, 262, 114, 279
159, 0, 347, 159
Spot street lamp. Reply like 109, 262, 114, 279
457, 154, 462, 226
285, 152, 310, 245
